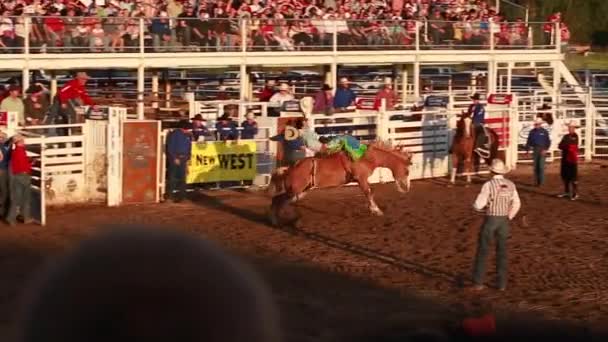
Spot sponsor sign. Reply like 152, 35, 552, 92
187, 141, 257, 183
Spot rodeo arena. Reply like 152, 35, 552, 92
1, 0, 608, 341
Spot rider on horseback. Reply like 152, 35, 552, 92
468, 93, 490, 158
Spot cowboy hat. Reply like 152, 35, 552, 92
470, 93, 481, 100
191, 114, 206, 121
218, 113, 231, 121
279, 83, 290, 91
283, 125, 300, 141
383, 77, 392, 85
339, 77, 349, 83
567, 120, 580, 128
489, 159, 509, 175
533, 117, 544, 125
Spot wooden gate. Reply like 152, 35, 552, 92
121, 121, 161, 204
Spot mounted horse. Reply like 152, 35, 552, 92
449, 113, 499, 184
269, 141, 412, 227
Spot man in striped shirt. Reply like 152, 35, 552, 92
470, 159, 521, 291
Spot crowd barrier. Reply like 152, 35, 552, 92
0, 17, 562, 55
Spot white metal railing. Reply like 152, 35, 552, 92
0, 17, 562, 56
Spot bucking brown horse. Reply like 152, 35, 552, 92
269, 142, 412, 227
449, 114, 499, 184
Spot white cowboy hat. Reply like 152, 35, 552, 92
279, 83, 290, 91
284, 125, 300, 141
339, 77, 349, 83
489, 159, 509, 175
533, 117, 544, 125
384, 77, 392, 85
567, 120, 580, 128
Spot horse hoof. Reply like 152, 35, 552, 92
371, 210, 384, 216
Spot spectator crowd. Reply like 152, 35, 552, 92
0, 0, 568, 53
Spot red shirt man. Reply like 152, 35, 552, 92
58, 72, 94, 106
10, 137, 32, 175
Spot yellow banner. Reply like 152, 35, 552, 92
186, 141, 257, 184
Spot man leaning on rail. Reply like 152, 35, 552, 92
46, 72, 95, 135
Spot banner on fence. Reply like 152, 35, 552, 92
187, 141, 257, 183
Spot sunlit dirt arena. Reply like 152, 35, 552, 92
0, 162, 607, 341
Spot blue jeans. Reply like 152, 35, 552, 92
473, 216, 509, 289
532, 149, 546, 185
167, 160, 187, 201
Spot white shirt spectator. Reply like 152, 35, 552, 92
269, 92, 295, 106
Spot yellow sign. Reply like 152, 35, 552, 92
186, 141, 257, 184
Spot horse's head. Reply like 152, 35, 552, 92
457, 115, 473, 138
368, 142, 413, 192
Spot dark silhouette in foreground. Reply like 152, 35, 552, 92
16, 226, 281, 342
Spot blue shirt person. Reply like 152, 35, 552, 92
468, 94, 487, 155
469, 103, 486, 126
215, 114, 238, 141
166, 121, 192, 202
525, 118, 551, 186
333, 78, 357, 109
240, 112, 259, 139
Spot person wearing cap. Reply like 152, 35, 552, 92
525, 117, 551, 187
313, 84, 334, 115
259, 79, 277, 102
54, 72, 94, 126
240, 110, 259, 140
557, 121, 580, 200
215, 113, 238, 141
190, 114, 213, 142
374, 78, 397, 110
467, 93, 488, 157
333, 77, 357, 110
0, 131, 9, 218
0, 85, 25, 126
470, 159, 521, 291
165, 120, 192, 203
24, 83, 50, 126
6, 134, 33, 226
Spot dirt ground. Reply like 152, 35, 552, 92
0, 162, 607, 341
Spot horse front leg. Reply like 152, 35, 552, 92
450, 154, 458, 184
464, 157, 472, 184
358, 179, 383, 216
